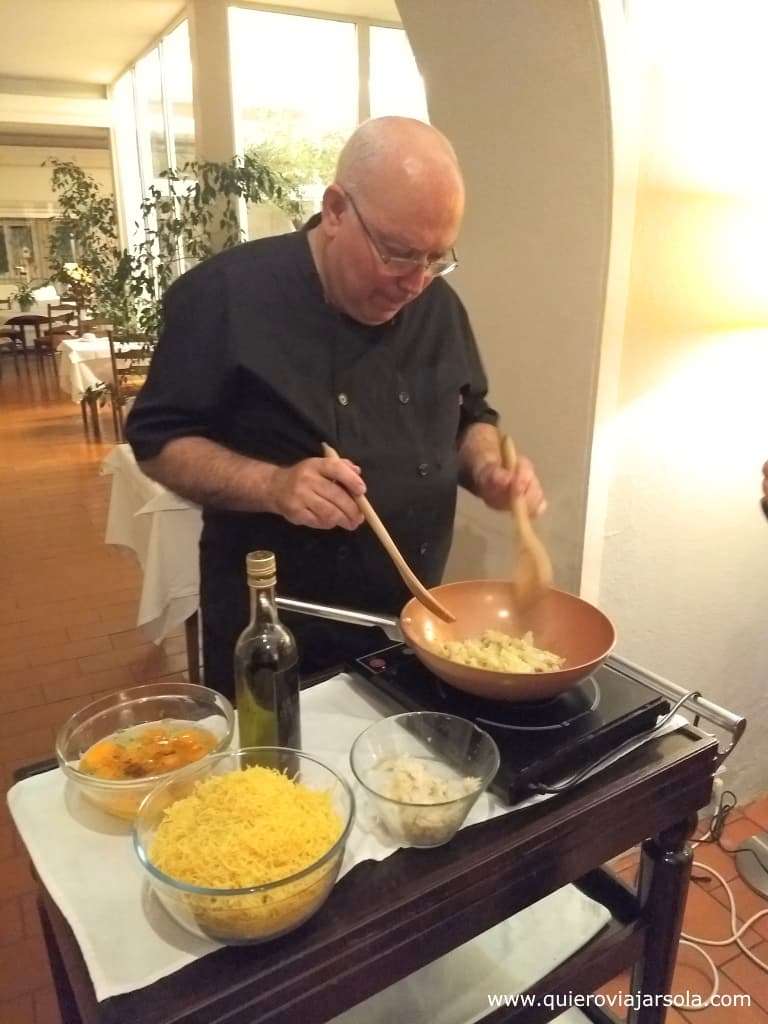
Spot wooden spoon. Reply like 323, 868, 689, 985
501, 435, 554, 607
322, 442, 456, 623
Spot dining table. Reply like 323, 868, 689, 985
0, 304, 50, 361
58, 335, 113, 402
101, 444, 202, 675
0, 301, 50, 329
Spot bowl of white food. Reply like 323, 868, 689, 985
349, 712, 500, 848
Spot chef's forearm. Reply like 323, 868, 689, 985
138, 436, 280, 513
457, 422, 502, 495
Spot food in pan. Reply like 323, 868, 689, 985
372, 754, 481, 846
433, 629, 565, 673
148, 765, 344, 940
79, 721, 218, 780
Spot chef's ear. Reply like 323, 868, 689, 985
321, 185, 348, 238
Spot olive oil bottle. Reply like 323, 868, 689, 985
234, 551, 301, 750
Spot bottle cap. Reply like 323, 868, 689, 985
246, 550, 276, 585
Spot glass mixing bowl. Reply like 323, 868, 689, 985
56, 682, 234, 821
350, 712, 500, 848
133, 747, 355, 944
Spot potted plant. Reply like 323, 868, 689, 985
11, 280, 36, 312
46, 156, 302, 341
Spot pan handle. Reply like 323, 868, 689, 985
275, 597, 403, 643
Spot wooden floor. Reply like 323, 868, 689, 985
0, 358, 188, 1023
1, 356, 768, 1023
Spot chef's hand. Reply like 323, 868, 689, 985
474, 456, 547, 518
268, 457, 365, 530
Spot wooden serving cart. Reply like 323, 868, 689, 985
19, 679, 742, 1024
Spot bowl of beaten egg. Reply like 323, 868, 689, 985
133, 747, 355, 944
55, 682, 235, 821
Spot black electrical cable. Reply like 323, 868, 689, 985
530, 690, 700, 795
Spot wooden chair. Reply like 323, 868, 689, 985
107, 331, 154, 441
0, 327, 26, 376
79, 383, 110, 442
0, 314, 32, 374
79, 318, 113, 337
42, 302, 79, 348
1, 297, 24, 370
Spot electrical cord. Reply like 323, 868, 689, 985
531, 691, 698, 795
526, 697, 767, 1008
665, 790, 768, 1010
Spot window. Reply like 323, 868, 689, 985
135, 48, 169, 182
109, 11, 427, 248
164, 21, 196, 168
230, 8, 358, 236
0, 221, 37, 280
369, 26, 429, 121
112, 71, 144, 248
110, 19, 196, 248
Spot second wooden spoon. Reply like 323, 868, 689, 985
501, 435, 554, 607
322, 443, 456, 623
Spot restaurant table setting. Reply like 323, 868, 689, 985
0, 301, 50, 327
101, 444, 202, 641
7, 669, 690, 1013
57, 333, 113, 401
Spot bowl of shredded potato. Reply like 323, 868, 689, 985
56, 683, 234, 821
350, 713, 499, 848
133, 748, 354, 943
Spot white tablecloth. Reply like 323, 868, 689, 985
7, 674, 614, 1008
102, 445, 202, 641
58, 335, 113, 402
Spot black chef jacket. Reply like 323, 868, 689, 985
126, 224, 498, 695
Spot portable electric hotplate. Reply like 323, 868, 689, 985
354, 644, 672, 803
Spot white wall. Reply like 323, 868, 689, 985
398, 0, 764, 798
396, 0, 613, 592
0, 145, 112, 218
0, 87, 109, 131
598, 0, 768, 798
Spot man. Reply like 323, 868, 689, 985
127, 117, 544, 697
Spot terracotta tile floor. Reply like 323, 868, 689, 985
2, 360, 768, 1023
600, 805, 768, 1023
0, 360, 189, 1022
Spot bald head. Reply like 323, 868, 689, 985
335, 117, 465, 227
310, 118, 465, 325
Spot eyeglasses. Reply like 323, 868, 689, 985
344, 191, 458, 278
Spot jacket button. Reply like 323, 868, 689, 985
398, 391, 410, 404
419, 542, 429, 555
417, 462, 429, 477
337, 392, 349, 407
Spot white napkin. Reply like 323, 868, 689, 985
7, 674, 686, 1006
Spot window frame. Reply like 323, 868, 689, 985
109, 5, 426, 249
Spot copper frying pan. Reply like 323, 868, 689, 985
278, 579, 615, 703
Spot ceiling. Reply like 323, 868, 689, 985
0, 0, 401, 86
1, 0, 186, 85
